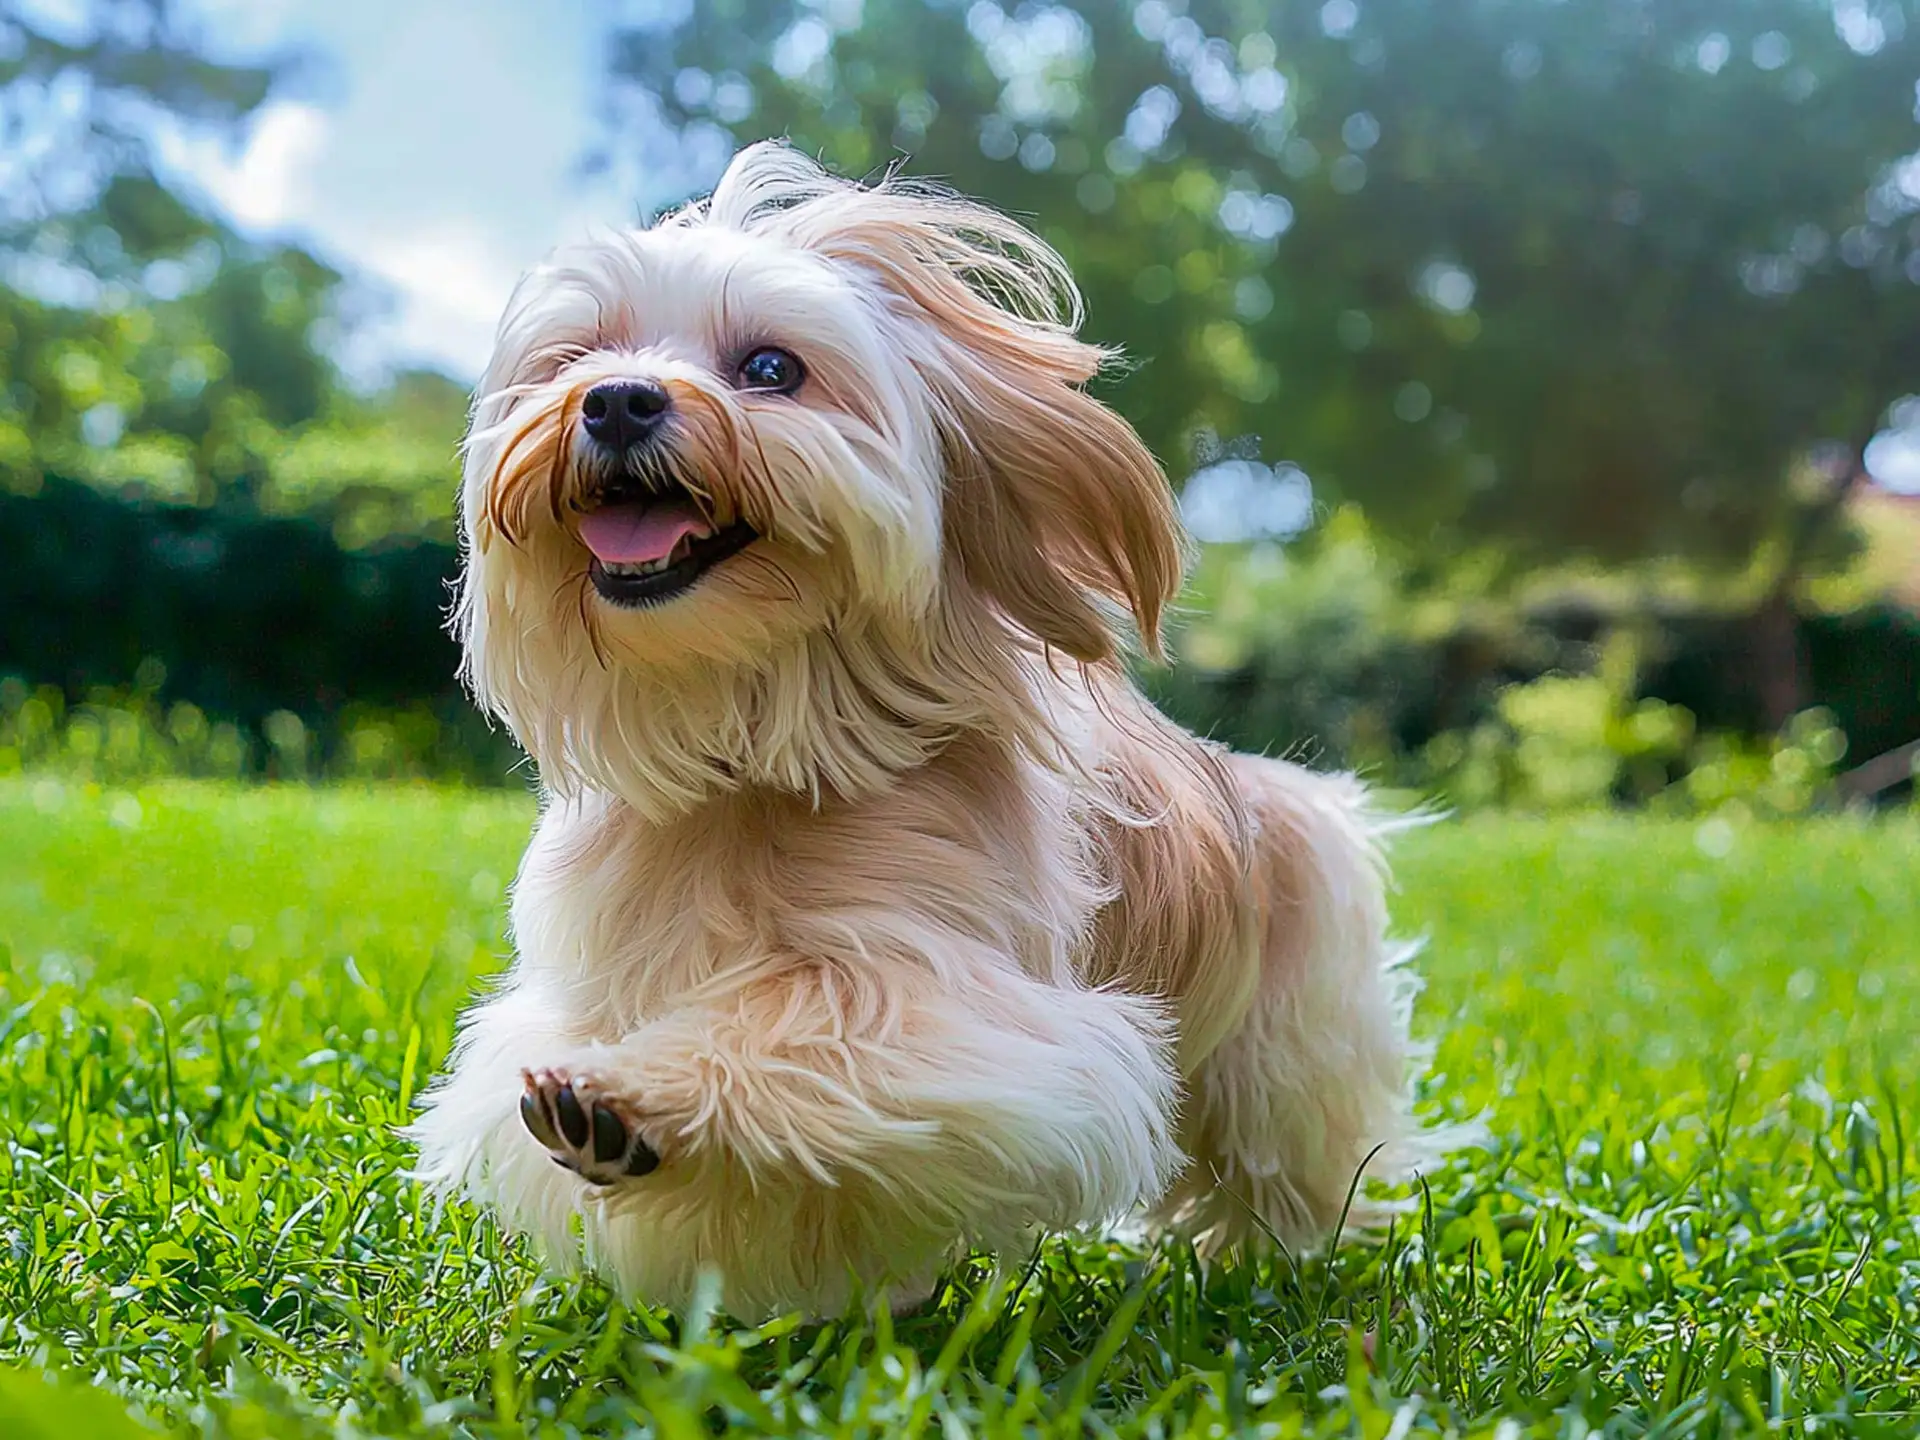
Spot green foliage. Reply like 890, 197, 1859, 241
1, 783, 1918, 1434
1152, 513, 1920, 803
0, 678, 518, 786
612, 0, 1920, 568
0, 477, 499, 770
0, 1364, 166, 1438
1423, 678, 1860, 817
1422, 671, 1694, 812
0, 241, 463, 535
1146, 508, 1445, 769
267, 371, 470, 547
1676, 707, 1857, 816
0, 3, 354, 513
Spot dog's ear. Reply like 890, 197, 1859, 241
811, 195, 1187, 663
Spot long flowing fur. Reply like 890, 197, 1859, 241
411, 142, 1462, 1318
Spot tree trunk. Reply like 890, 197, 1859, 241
1751, 447, 1868, 732
1752, 586, 1806, 732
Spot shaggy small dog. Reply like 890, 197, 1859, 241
410, 142, 1451, 1318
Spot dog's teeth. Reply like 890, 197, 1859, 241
602, 538, 706, 578
602, 556, 676, 577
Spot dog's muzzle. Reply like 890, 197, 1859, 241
572, 382, 759, 607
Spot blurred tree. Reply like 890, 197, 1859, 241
0, 0, 329, 505
604, 0, 1920, 717
0, 0, 278, 255
0, 1, 464, 529
0, 235, 357, 507
269, 369, 471, 544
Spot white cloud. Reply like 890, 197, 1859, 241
161, 102, 330, 232
356, 227, 526, 378
1866, 426, 1920, 495
155, 0, 639, 380
1181, 459, 1315, 543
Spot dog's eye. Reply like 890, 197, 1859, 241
736, 347, 804, 394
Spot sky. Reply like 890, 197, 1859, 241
150, 0, 685, 384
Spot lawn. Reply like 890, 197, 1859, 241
0, 779, 1916, 1437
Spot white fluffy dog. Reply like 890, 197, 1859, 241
410, 142, 1451, 1319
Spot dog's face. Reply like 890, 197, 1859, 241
464, 216, 944, 671
459, 143, 1186, 809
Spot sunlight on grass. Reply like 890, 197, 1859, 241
1, 781, 1916, 1436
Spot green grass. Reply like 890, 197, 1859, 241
1, 779, 1916, 1437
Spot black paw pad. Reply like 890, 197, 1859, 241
554, 1083, 591, 1148
519, 1070, 661, 1182
519, 1090, 558, 1148
587, 1101, 660, 1177
623, 1133, 661, 1177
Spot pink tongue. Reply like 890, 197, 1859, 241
578, 500, 712, 565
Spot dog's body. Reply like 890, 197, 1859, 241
411, 143, 1447, 1318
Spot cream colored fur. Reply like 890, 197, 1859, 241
409, 142, 1455, 1318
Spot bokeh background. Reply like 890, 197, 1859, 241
5, 0, 1919, 813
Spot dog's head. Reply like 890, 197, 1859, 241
459, 142, 1185, 812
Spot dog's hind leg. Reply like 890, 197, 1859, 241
1150, 762, 1443, 1254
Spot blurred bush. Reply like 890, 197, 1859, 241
1149, 514, 1920, 810
0, 679, 520, 786
1420, 679, 1857, 818
0, 477, 520, 784
1144, 508, 1445, 770
1, 476, 462, 713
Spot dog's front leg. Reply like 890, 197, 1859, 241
407, 978, 611, 1259
452, 959, 1183, 1241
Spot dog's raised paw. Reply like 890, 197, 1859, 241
519, 1068, 660, 1183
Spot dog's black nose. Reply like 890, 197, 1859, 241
581, 380, 671, 450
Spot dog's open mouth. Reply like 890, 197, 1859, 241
577, 484, 757, 607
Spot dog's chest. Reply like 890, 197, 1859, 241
512, 773, 1107, 1034
513, 797, 777, 1025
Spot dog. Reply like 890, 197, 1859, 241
409, 142, 1452, 1319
